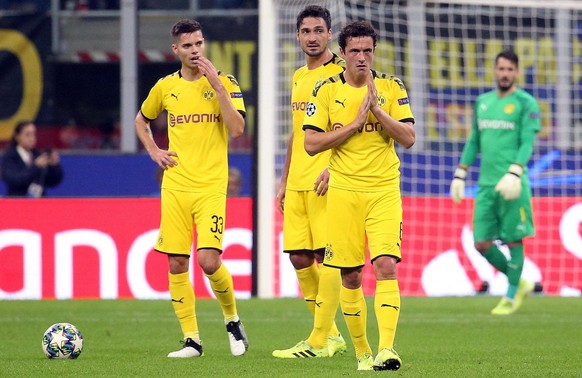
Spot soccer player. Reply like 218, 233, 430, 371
302, 21, 415, 371
272, 5, 346, 358
450, 50, 539, 315
135, 19, 249, 358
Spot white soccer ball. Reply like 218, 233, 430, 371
42, 322, 84, 359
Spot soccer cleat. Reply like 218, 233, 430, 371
373, 348, 402, 371
272, 340, 330, 358
514, 279, 535, 311
327, 334, 347, 356
226, 320, 249, 356
491, 297, 515, 315
167, 338, 203, 358
357, 352, 374, 371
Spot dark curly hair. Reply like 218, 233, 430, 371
338, 20, 377, 51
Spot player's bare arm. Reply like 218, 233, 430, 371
368, 80, 415, 148
313, 167, 329, 196
276, 132, 294, 213
135, 111, 178, 169
197, 56, 245, 139
304, 94, 371, 156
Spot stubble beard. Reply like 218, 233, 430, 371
303, 44, 325, 58
497, 78, 514, 93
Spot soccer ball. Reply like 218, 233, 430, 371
42, 322, 84, 359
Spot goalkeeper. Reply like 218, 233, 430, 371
450, 49, 540, 315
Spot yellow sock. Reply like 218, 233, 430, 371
307, 265, 342, 348
375, 280, 400, 350
206, 263, 238, 321
340, 285, 371, 358
169, 271, 198, 340
295, 262, 320, 314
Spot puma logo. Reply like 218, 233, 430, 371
335, 99, 346, 107
171, 297, 184, 303
343, 311, 361, 317
214, 235, 221, 242
381, 304, 400, 311
306, 299, 323, 307
171, 93, 179, 101
215, 288, 229, 294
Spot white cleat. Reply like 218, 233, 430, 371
167, 338, 203, 358
226, 320, 249, 356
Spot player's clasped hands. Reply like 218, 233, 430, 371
355, 89, 373, 129
356, 75, 378, 125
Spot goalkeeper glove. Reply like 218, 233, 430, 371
495, 163, 523, 201
450, 167, 467, 204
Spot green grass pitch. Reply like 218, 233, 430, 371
1, 296, 580, 377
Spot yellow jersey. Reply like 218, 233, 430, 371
287, 54, 344, 191
303, 70, 414, 191
141, 70, 245, 193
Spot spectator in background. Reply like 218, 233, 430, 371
227, 167, 242, 197
1, 121, 63, 197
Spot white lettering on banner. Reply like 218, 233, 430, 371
127, 229, 170, 299
2, 197, 580, 299
421, 249, 475, 296
204, 228, 253, 299
0, 229, 41, 299
560, 203, 582, 259
126, 230, 196, 299
421, 225, 542, 296
55, 229, 119, 299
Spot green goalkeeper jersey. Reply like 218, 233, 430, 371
460, 88, 541, 186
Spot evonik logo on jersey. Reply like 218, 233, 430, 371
332, 122, 382, 133
169, 113, 221, 127
292, 101, 308, 111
